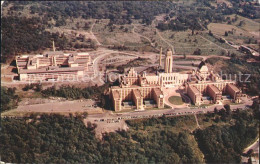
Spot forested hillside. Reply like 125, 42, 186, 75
1, 87, 20, 112
1, 104, 259, 163
1, 1, 175, 63
2, 1, 259, 63
3, 1, 176, 25
1, 16, 68, 63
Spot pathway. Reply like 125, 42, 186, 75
156, 29, 174, 49
194, 114, 201, 129
90, 21, 102, 46
132, 24, 153, 46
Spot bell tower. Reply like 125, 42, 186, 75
53, 40, 56, 52
159, 47, 162, 67
164, 48, 173, 73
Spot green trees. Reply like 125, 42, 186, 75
1, 16, 70, 63
209, 30, 213, 36
42, 86, 86, 99
5, 1, 176, 26
193, 48, 202, 55
194, 120, 258, 163
1, 16, 49, 63
40, 84, 112, 109
194, 108, 259, 163
1, 107, 258, 163
1, 87, 20, 112
41, 84, 110, 100
0, 114, 100, 163
206, 57, 260, 96
225, 31, 228, 36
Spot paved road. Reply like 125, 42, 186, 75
241, 138, 259, 164
87, 97, 253, 123
244, 138, 259, 154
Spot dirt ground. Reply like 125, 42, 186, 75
2, 98, 103, 117
84, 111, 129, 139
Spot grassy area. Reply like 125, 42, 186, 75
168, 96, 184, 105
156, 30, 239, 55
93, 20, 143, 46
117, 57, 152, 69
207, 21, 258, 46
189, 104, 213, 108
127, 115, 198, 133
1, 109, 25, 117
227, 14, 260, 32
196, 114, 231, 129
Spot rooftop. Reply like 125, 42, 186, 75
153, 88, 163, 96
19, 66, 85, 74
189, 85, 200, 95
227, 83, 240, 92
208, 85, 221, 94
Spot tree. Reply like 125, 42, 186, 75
193, 48, 201, 55
1, 86, 20, 112
214, 107, 218, 114
23, 85, 30, 91
247, 149, 254, 157
225, 31, 228, 36
224, 104, 231, 115
238, 21, 245, 26
35, 84, 42, 92
209, 30, 213, 36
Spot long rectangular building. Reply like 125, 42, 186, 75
16, 51, 92, 82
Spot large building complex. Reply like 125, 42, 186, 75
16, 51, 93, 82
109, 48, 242, 111
109, 68, 165, 111
184, 60, 242, 105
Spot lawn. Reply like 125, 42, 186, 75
168, 96, 184, 105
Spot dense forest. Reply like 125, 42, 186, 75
3, 1, 176, 25
195, 104, 259, 163
1, 103, 259, 163
1, 17, 50, 63
1, 87, 20, 112
1, 16, 69, 63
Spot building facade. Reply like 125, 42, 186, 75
109, 68, 164, 111
108, 48, 242, 111
16, 51, 93, 82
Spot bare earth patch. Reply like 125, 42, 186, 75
2, 99, 103, 117
84, 112, 129, 139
